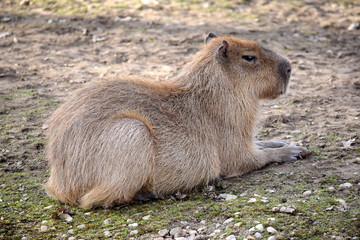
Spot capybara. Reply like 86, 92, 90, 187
45, 33, 310, 209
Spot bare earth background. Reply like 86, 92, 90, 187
0, 0, 359, 239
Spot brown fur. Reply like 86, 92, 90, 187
45, 33, 309, 209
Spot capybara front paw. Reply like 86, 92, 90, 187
272, 144, 311, 162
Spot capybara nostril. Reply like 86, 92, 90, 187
278, 57, 292, 82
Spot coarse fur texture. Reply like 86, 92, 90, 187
45, 33, 309, 209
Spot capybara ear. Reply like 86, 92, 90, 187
217, 40, 229, 59
205, 32, 217, 43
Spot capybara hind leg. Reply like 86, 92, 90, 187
79, 118, 155, 209
79, 187, 133, 209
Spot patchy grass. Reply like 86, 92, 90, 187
0, 168, 359, 239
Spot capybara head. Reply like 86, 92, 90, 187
204, 33, 291, 99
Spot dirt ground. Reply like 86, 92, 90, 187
0, 0, 359, 239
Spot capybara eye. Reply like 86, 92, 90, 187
242, 55, 257, 62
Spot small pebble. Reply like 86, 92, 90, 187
68, 237, 76, 240
153, 238, 164, 240
142, 215, 151, 220
267, 227, 278, 234
249, 227, 256, 233
254, 232, 263, 239
40, 225, 48, 232
104, 230, 112, 237
130, 230, 138, 235
174, 238, 187, 240
234, 222, 242, 228
128, 223, 138, 228
218, 193, 237, 201
158, 229, 169, 236
103, 218, 111, 225
77, 224, 86, 229
327, 186, 336, 192
200, 220, 206, 225
60, 213, 73, 222
170, 227, 182, 236
68, 229, 74, 234
43, 205, 53, 209
223, 218, 234, 224
255, 224, 264, 232
339, 182, 353, 190
246, 236, 256, 240
248, 198, 257, 203
226, 235, 236, 240
303, 190, 312, 196
268, 236, 276, 240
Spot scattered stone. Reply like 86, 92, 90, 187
234, 222, 242, 228
254, 232, 263, 239
20, 0, 31, 6
130, 230, 138, 235
128, 223, 138, 228
223, 218, 234, 224
348, 22, 359, 31
341, 138, 356, 149
326, 206, 334, 211
200, 220, 206, 225
194, 234, 207, 240
303, 190, 312, 196
142, 215, 151, 220
248, 198, 257, 203
1, 17, 11, 22
336, 199, 349, 212
104, 230, 112, 237
44, 205, 53, 209
327, 186, 336, 192
40, 225, 48, 232
268, 236, 276, 240
249, 227, 256, 233
68, 229, 74, 234
255, 224, 264, 232
272, 206, 296, 214
153, 238, 164, 240
77, 224, 86, 229
226, 235, 236, 240
59, 213, 73, 222
339, 182, 353, 190
68, 237, 76, 240
103, 218, 111, 225
197, 227, 206, 233
218, 193, 237, 201
170, 227, 182, 236
175, 238, 187, 240
267, 227, 278, 234
0, 32, 12, 38
158, 229, 169, 236
92, 35, 106, 43
246, 236, 256, 240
